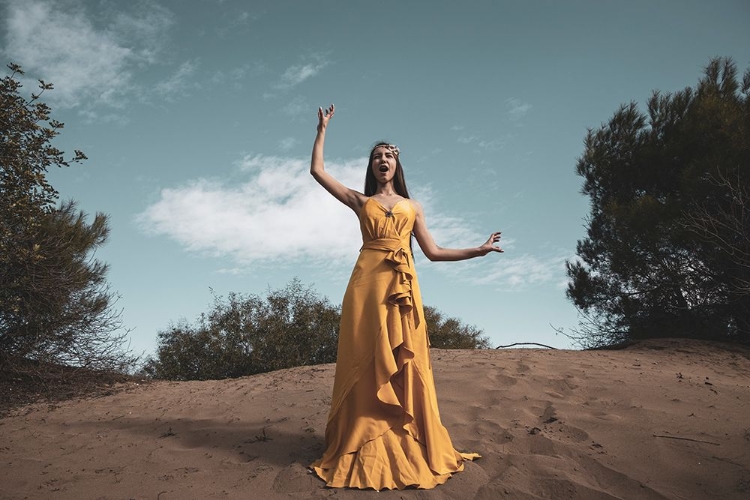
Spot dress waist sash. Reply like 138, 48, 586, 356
361, 238, 419, 328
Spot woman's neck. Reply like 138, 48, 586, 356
375, 182, 398, 197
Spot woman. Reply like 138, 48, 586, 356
309, 104, 503, 490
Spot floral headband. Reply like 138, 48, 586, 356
372, 143, 400, 156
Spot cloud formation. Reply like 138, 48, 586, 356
472, 252, 570, 290
138, 153, 568, 290
138, 154, 486, 267
274, 55, 330, 90
281, 95, 308, 117
155, 60, 199, 101
137, 155, 365, 267
278, 137, 298, 151
2, 0, 179, 111
506, 97, 532, 120
456, 133, 507, 151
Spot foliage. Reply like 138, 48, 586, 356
566, 57, 750, 348
0, 63, 132, 371
145, 279, 490, 381
143, 279, 341, 380
424, 305, 491, 349
682, 170, 750, 298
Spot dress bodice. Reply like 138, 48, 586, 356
359, 197, 415, 247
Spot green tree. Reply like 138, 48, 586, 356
566, 57, 750, 348
144, 279, 341, 380
424, 305, 491, 349
0, 63, 130, 371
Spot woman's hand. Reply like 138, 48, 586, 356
317, 104, 335, 133
478, 232, 503, 255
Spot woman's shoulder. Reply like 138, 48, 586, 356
404, 198, 422, 211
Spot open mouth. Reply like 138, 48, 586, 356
379, 165, 389, 172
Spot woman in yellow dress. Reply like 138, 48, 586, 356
309, 104, 503, 490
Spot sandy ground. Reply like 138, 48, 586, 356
1, 339, 749, 500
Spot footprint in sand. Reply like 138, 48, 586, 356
272, 464, 319, 493
540, 403, 558, 425
539, 403, 590, 443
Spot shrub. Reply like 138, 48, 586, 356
143, 279, 339, 380
145, 279, 490, 381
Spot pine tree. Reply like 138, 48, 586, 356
1, 63, 131, 371
567, 57, 750, 348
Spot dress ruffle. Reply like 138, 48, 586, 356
312, 426, 462, 490
361, 238, 420, 329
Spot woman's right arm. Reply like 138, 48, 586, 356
310, 104, 365, 212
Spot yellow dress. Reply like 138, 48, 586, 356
311, 197, 478, 490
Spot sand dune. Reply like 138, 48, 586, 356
1, 339, 749, 499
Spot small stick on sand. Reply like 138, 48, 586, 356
496, 342, 557, 349
652, 434, 720, 446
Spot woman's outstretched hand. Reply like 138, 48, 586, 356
478, 232, 504, 255
317, 104, 335, 132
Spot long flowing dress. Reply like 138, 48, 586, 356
310, 197, 479, 490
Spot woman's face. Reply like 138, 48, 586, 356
371, 146, 398, 184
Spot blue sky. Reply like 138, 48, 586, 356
3, 0, 749, 356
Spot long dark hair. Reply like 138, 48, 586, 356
364, 142, 414, 253
364, 142, 411, 198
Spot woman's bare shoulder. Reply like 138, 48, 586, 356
406, 198, 422, 211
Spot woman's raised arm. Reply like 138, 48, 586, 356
310, 104, 364, 212
411, 199, 503, 261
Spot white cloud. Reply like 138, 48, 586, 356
412, 186, 486, 248
211, 62, 267, 89
137, 155, 365, 266
477, 138, 505, 150
278, 137, 298, 151
138, 152, 568, 291
4, 0, 131, 108
473, 253, 571, 290
2, 0, 173, 110
274, 55, 330, 90
281, 95, 308, 117
110, 3, 174, 64
279, 64, 319, 87
506, 97, 532, 120
457, 134, 506, 150
217, 9, 258, 38
155, 60, 199, 101
137, 154, 502, 272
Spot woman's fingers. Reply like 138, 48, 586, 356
318, 104, 334, 116
487, 232, 503, 253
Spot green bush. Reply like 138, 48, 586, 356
145, 279, 490, 381
143, 279, 340, 380
424, 305, 491, 349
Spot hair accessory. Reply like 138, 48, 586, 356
373, 144, 400, 156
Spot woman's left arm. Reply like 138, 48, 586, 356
411, 200, 503, 262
